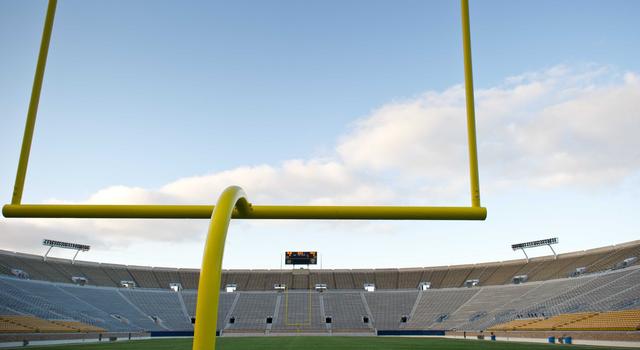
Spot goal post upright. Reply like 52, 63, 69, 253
3, 1, 486, 349
461, 0, 481, 208
11, 0, 57, 206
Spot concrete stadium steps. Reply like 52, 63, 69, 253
404, 288, 479, 329
465, 283, 542, 330
509, 278, 590, 318
223, 271, 251, 291
397, 269, 424, 289
263, 271, 287, 290
0, 306, 19, 316
58, 284, 158, 331
439, 284, 539, 330
528, 257, 579, 281
587, 242, 640, 272
178, 269, 199, 289
152, 268, 182, 290
592, 281, 640, 311
280, 272, 294, 289
373, 270, 398, 289
554, 249, 612, 278
0, 279, 63, 320
333, 270, 356, 289
440, 266, 474, 288
364, 290, 418, 330
75, 263, 119, 287
310, 271, 336, 289
0, 262, 12, 276
273, 291, 324, 331
181, 290, 237, 329
558, 268, 640, 313
118, 289, 192, 331
100, 264, 136, 287
465, 264, 498, 285
522, 270, 627, 316
0, 277, 118, 330
127, 267, 161, 289
292, 271, 310, 290
0, 253, 68, 283
512, 258, 554, 282
322, 292, 371, 330
482, 262, 526, 285
226, 292, 278, 331
426, 268, 449, 289
351, 271, 375, 289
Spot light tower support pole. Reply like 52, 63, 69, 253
520, 248, 530, 263
43, 246, 53, 261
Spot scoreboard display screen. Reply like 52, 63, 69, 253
285, 251, 317, 265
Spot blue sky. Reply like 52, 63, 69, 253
1, 0, 639, 269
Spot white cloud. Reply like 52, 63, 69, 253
2, 65, 639, 253
338, 65, 640, 195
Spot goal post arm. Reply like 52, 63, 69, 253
193, 186, 251, 350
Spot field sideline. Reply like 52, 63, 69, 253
13, 336, 634, 350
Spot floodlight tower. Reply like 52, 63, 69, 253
42, 238, 90, 263
512, 237, 559, 262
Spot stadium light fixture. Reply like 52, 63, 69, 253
2, 1, 486, 349
512, 237, 559, 262
42, 238, 90, 263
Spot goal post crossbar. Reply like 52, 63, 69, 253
2, 204, 486, 220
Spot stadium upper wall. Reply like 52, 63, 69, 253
0, 240, 638, 291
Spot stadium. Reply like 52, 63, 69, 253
1, 240, 640, 348
2, 0, 640, 349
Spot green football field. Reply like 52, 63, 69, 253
18, 336, 631, 350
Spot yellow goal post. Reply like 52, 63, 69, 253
2, 1, 485, 349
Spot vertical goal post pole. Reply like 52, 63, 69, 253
11, 0, 57, 205
461, 0, 481, 208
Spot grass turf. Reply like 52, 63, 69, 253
15, 336, 632, 350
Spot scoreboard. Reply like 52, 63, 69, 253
285, 251, 317, 265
